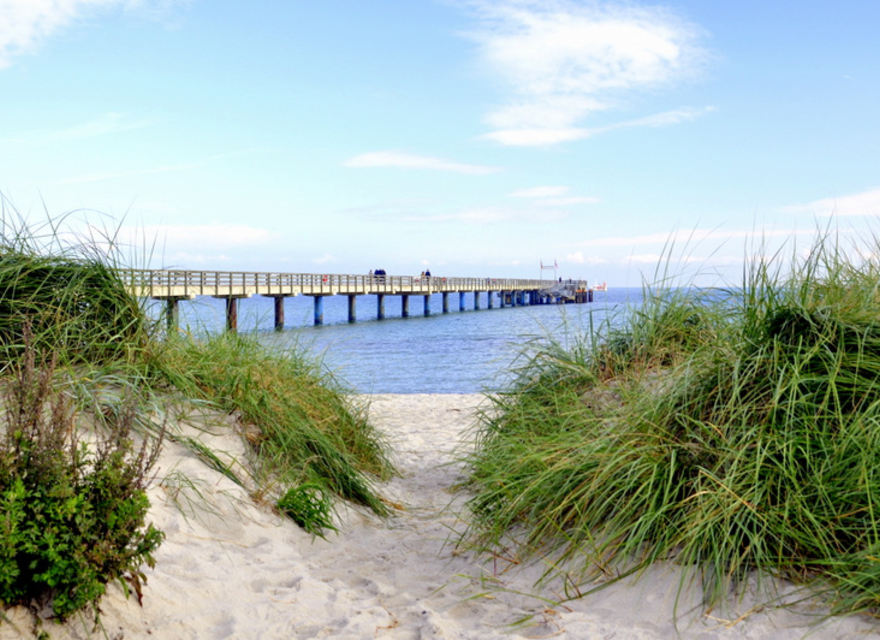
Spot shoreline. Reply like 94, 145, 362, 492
1, 393, 876, 639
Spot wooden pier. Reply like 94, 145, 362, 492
119, 269, 593, 331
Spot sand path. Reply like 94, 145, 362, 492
2, 394, 877, 639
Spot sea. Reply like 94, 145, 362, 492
148, 288, 643, 394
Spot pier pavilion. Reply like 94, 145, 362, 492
119, 269, 593, 332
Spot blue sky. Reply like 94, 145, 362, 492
1, 0, 879, 286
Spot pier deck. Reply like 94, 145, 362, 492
118, 269, 592, 330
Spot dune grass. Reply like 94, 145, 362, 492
0, 207, 393, 621
462, 234, 880, 615
146, 333, 393, 516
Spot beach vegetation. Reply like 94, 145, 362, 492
462, 232, 880, 616
0, 331, 163, 621
147, 333, 393, 519
0, 212, 147, 369
0, 204, 393, 625
277, 482, 338, 537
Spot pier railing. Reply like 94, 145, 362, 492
119, 268, 577, 299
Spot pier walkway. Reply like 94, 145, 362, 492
119, 269, 592, 331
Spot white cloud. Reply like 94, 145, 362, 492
123, 223, 272, 248
312, 253, 335, 265
543, 196, 599, 207
783, 187, 880, 217
466, 0, 708, 146
50, 111, 151, 140
577, 227, 808, 249
415, 208, 509, 223
619, 106, 715, 129
627, 253, 666, 264
484, 127, 587, 146
60, 160, 199, 184
0, 0, 121, 68
158, 251, 231, 266
343, 151, 499, 175
509, 185, 598, 206
565, 251, 607, 265
0, 1, 183, 68
482, 106, 714, 147
1, 112, 152, 146
58, 149, 252, 184
486, 95, 605, 129
410, 207, 567, 224
509, 185, 569, 198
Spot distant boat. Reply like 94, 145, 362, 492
593, 282, 607, 292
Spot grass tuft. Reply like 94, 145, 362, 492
462, 231, 880, 616
146, 332, 393, 516
277, 483, 338, 538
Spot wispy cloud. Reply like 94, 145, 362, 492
60, 160, 198, 184
0, 1, 181, 68
509, 185, 568, 198
409, 206, 566, 224
312, 253, 336, 265
576, 227, 812, 248
1, 112, 152, 146
542, 196, 600, 206
344, 151, 500, 175
0, 0, 120, 68
565, 251, 607, 265
122, 223, 273, 248
508, 184, 599, 206
783, 187, 880, 217
59, 149, 255, 184
483, 106, 715, 147
465, 0, 709, 146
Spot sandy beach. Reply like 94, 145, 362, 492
2, 393, 878, 639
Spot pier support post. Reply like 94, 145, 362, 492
313, 296, 324, 326
510, 291, 517, 307
377, 294, 385, 320
474, 291, 480, 310
423, 294, 431, 316
402, 294, 410, 318
588, 289, 594, 302
165, 298, 180, 330
348, 295, 357, 323
442, 292, 449, 313
459, 291, 466, 312
499, 291, 505, 308
273, 296, 285, 331
487, 291, 494, 309
226, 297, 239, 332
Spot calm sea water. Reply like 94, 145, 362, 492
150, 288, 643, 393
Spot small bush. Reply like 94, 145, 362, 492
0, 340, 164, 620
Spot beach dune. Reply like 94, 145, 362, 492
1, 394, 875, 639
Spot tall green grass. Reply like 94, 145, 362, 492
0, 206, 148, 368
463, 234, 880, 614
146, 334, 393, 515
0, 204, 393, 621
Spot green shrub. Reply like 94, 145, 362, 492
0, 342, 163, 620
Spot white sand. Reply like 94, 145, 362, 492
2, 394, 878, 639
